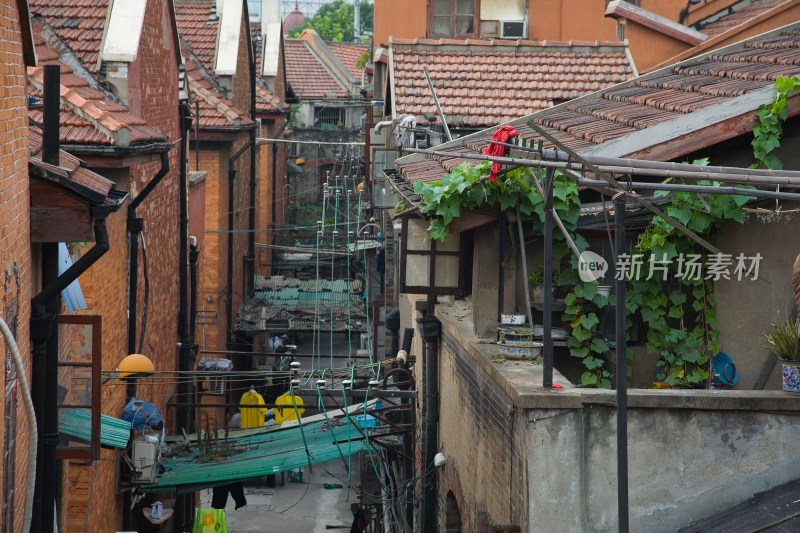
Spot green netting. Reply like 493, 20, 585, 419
139, 418, 369, 494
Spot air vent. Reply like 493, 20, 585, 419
500, 20, 526, 39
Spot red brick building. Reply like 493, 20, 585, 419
0, 1, 36, 531
28, 0, 183, 530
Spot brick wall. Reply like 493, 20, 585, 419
197, 147, 225, 353
58, 0, 183, 531
0, 2, 34, 531
433, 330, 528, 532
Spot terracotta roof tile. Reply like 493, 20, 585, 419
175, 1, 219, 72
390, 40, 634, 128
327, 42, 369, 79
284, 39, 346, 99
29, 0, 109, 73
27, 33, 166, 147
184, 57, 255, 130
697, 0, 785, 36
29, 128, 115, 203
395, 26, 800, 191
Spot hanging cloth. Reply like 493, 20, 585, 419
193, 508, 228, 533
239, 389, 267, 429
482, 125, 519, 182
274, 392, 305, 425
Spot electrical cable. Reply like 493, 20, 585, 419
0, 316, 36, 533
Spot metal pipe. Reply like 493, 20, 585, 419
373, 120, 393, 135
128, 151, 170, 356
248, 53, 257, 293
402, 147, 800, 188
487, 139, 800, 179
576, 178, 800, 201
515, 206, 535, 337
42, 65, 60, 166
422, 67, 452, 142
542, 168, 554, 387
498, 211, 506, 321
615, 194, 629, 533
32, 220, 110, 533
227, 168, 236, 350
420, 308, 440, 533
178, 101, 192, 434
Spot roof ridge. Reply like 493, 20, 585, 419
391, 37, 629, 49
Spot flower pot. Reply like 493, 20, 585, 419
782, 359, 800, 394
529, 284, 553, 302
597, 285, 612, 297
497, 341, 543, 360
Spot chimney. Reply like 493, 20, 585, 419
261, 0, 279, 36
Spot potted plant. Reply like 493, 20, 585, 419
528, 267, 558, 302
764, 316, 800, 393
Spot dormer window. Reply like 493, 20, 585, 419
429, 0, 478, 38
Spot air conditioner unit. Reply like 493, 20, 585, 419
131, 437, 160, 483
500, 20, 526, 39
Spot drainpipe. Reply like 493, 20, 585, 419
247, 52, 257, 294
178, 101, 193, 432
227, 142, 251, 350
418, 298, 441, 533
128, 149, 170, 389
32, 220, 110, 533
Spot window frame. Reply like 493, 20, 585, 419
55, 314, 102, 461
427, 0, 481, 39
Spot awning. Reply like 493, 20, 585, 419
140, 407, 376, 494
59, 409, 131, 449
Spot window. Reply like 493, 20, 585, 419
429, 0, 478, 38
314, 105, 346, 130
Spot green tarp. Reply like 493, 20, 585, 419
139, 418, 369, 494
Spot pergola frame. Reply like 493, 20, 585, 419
401, 131, 800, 532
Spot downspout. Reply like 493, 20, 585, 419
178, 101, 193, 432
128, 149, 170, 377
32, 219, 110, 533
247, 50, 257, 294
226, 141, 251, 351
419, 298, 441, 533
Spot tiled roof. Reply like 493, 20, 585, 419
390, 39, 635, 128
394, 26, 800, 190
696, 0, 786, 36
175, 1, 218, 72
285, 39, 346, 100
28, 128, 115, 203
327, 42, 368, 79
27, 33, 166, 147
28, 0, 110, 73
179, 5, 285, 116
185, 56, 255, 130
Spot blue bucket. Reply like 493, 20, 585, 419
711, 351, 738, 389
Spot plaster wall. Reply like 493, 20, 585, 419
374, 0, 427, 46
528, 403, 800, 532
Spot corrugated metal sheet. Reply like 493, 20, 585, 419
139, 418, 370, 493
59, 409, 131, 449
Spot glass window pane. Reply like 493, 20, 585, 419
406, 255, 430, 286
456, 0, 474, 16
432, 16, 451, 37
434, 256, 460, 288
433, 0, 450, 16
455, 15, 474, 34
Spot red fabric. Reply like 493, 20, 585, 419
482, 125, 518, 181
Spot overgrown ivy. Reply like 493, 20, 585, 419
414, 162, 751, 388
752, 75, 800, 170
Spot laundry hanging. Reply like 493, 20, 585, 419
482, 125, 519, 182
239, 387, 267, 429
274, 391, 305, 425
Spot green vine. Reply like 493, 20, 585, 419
414, 160, 751, 388
752, 75, 800, 170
